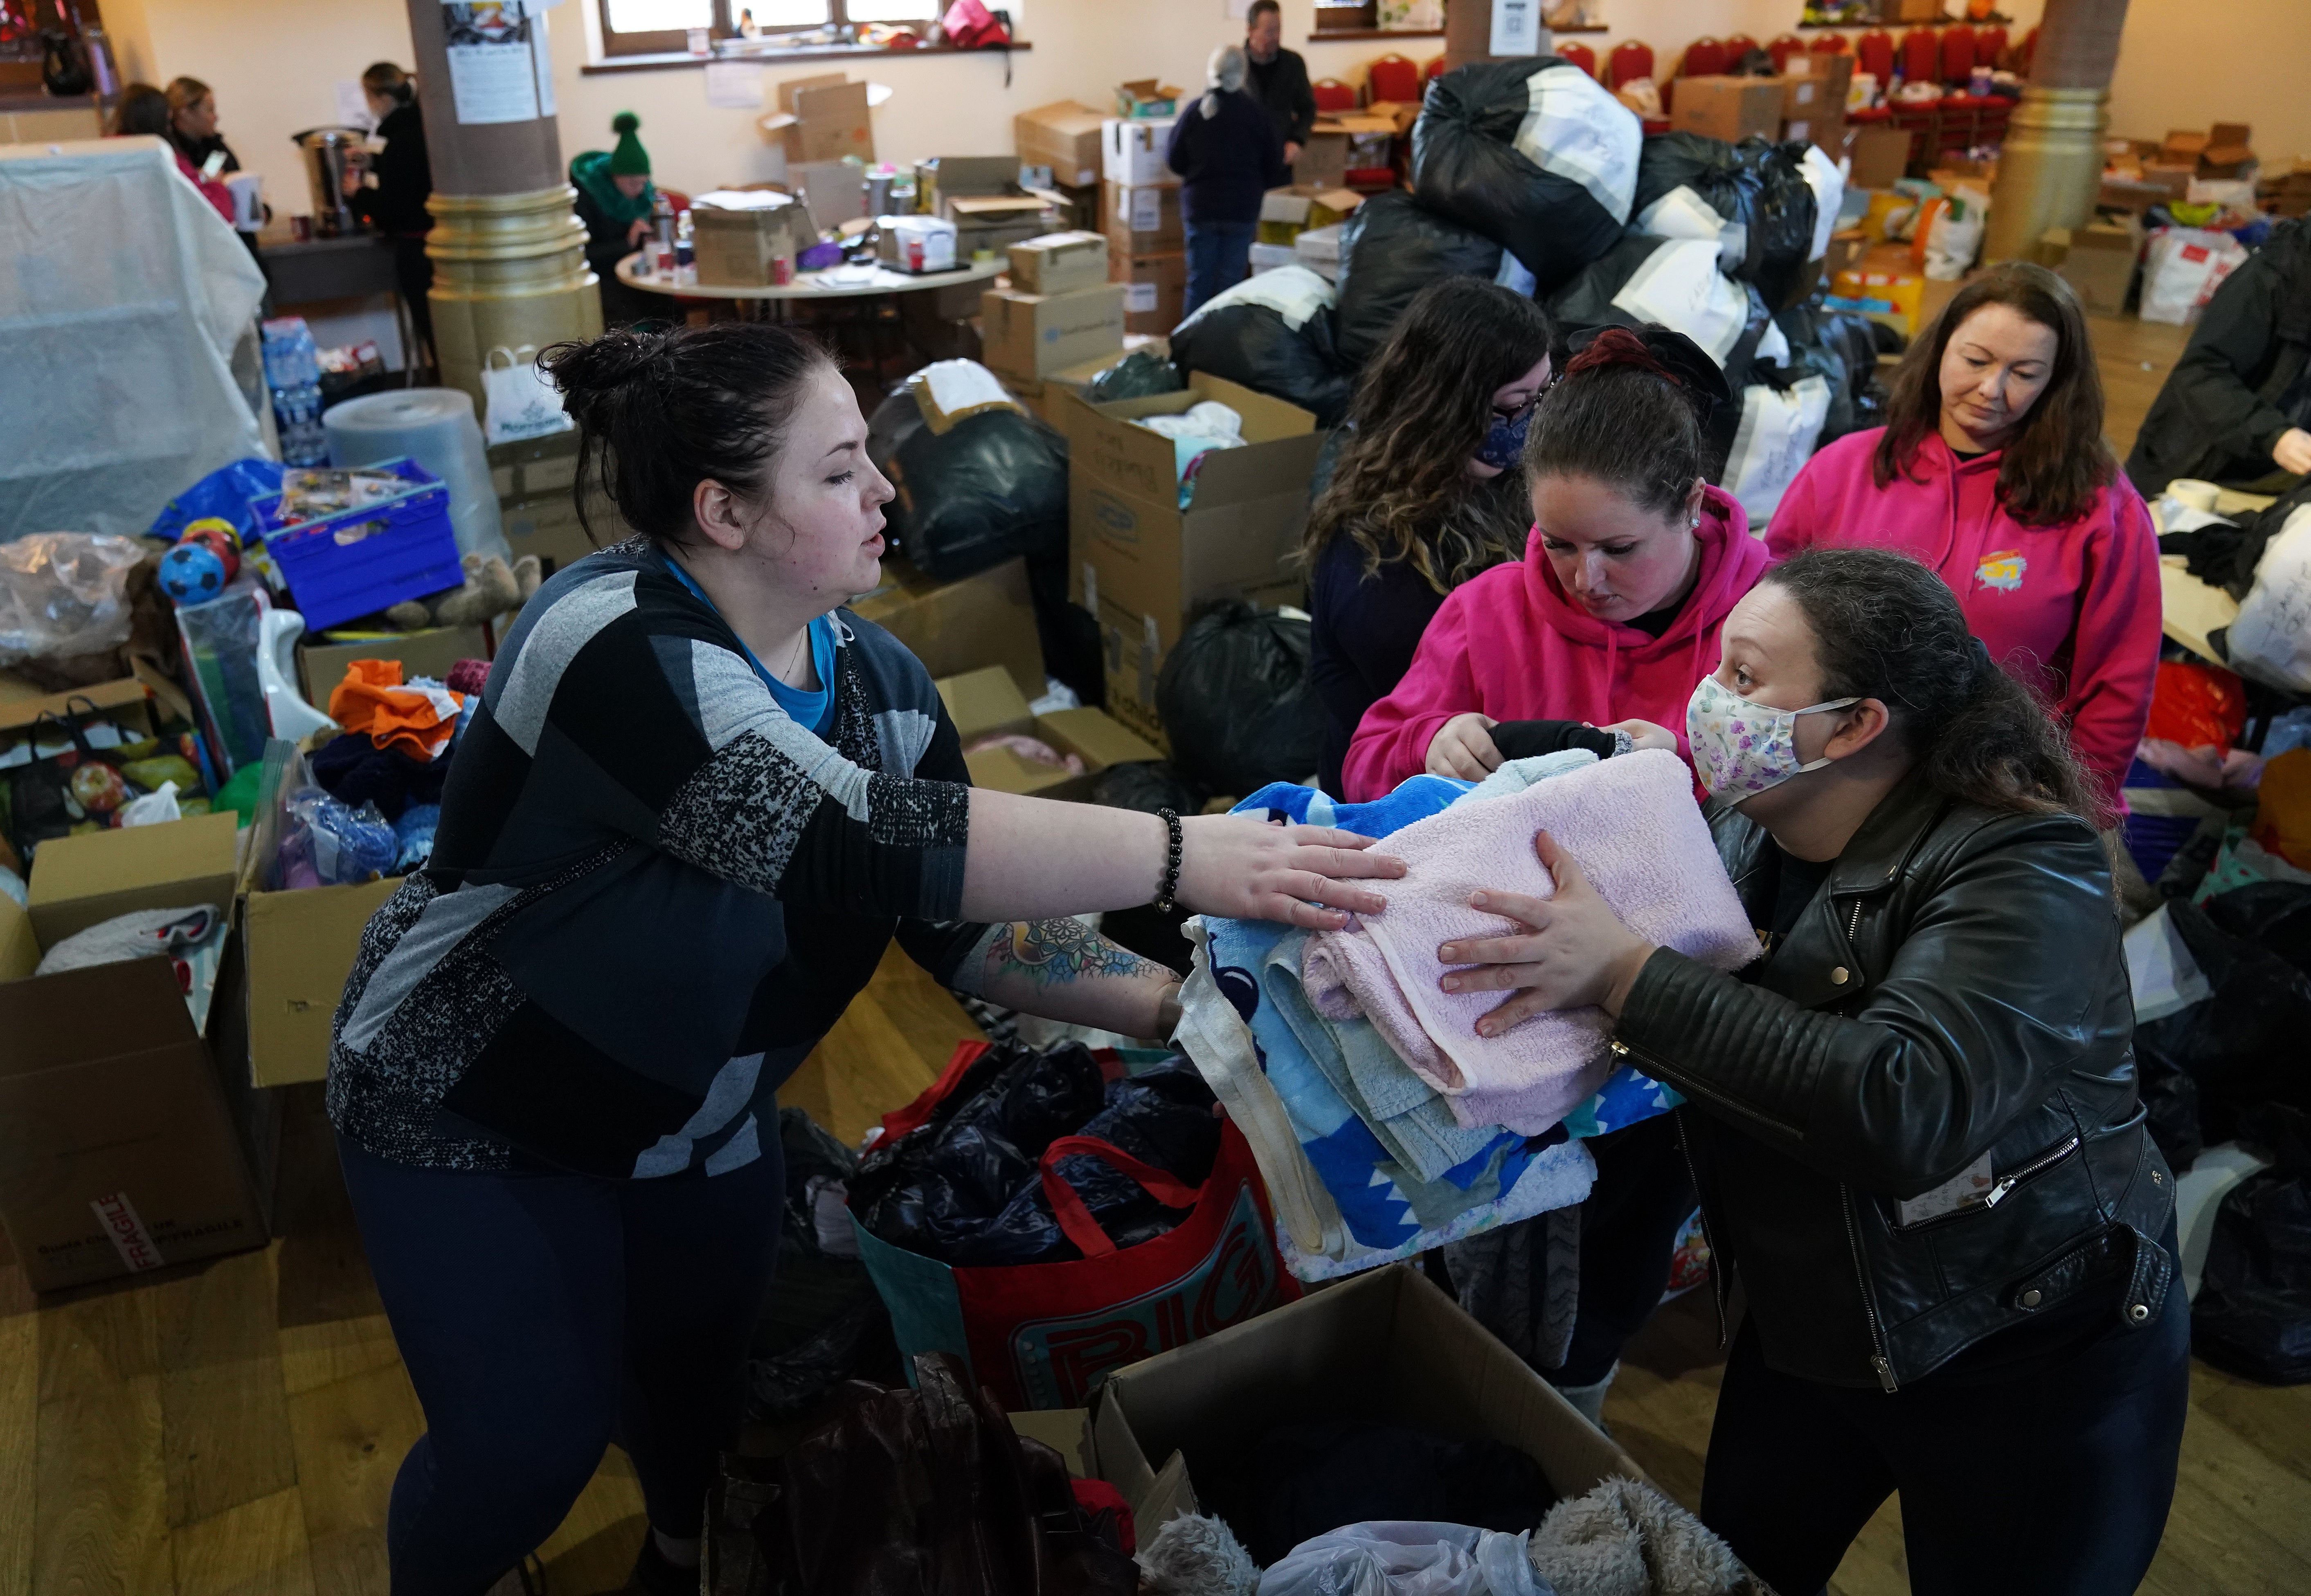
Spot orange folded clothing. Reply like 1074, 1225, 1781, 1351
328, 658, 465, 762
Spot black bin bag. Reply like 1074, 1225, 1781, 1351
1410, 57, 1642, 296
1155, 600, 1324, 798
1549, 236, 1773, 398
1628, 133, 1818, 311
1168, 265, 1354, 427
866, 378, 1067, 582
1332, 191, 1504, 371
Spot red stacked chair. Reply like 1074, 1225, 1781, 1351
1367, 52, 1421, 104
1899, 27, 1940, 88
1974, 26, 2008, 70
1608, 39, 1656, 88
1940, 25, 1978, 87
1424, 54, 1447, 83
1767, 34, 1806, 73
1557, 40, 1598, 79
1681, 36, 1729, 78
1312, 77, 1359, 113
1809, 32, 1850, 56
1857, 28, 1895, 86
1722, 33, 1760, 67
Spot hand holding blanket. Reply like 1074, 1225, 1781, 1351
1305, 749, 1757, 1134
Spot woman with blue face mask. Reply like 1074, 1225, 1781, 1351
1304, 277, 1555, 797
1439, 546, 2185, 1595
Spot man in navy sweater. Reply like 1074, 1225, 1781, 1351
1167, 44, 1288, 315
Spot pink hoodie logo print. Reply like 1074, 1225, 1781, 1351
1976, 550, 2025, 592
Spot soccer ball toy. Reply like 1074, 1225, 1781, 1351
159, 540, 231, 603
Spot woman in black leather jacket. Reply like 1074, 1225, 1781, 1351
1438, 546, 2183, 1595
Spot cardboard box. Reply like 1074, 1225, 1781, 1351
1102, 118, 1177, 187
1103, 180, 1185, 254
1672, 77, 1786, 144
1255, 185, 1363, 245
2052, 215, 2144, 316
759, 75, 875, 166
1782, 51, 1854, 122
297, 624, 488, 709
1849, 124, 1913, 190
1292, 130, 1348, 190
792, 159, 866, 229
917, 153, 1019, 214
1832, 265, 1927, 337
1112, 250, 1188, 335
1116, 80, 1183, 119
1061, 375, 1325, 741
849, 555, 1046, 698
1824, 228, 1869, 283
242, 875, 403, 1087
1016, 101, 1106, 189
691, 196, 815, 288
0, 811, 273, 1293
1008, 231, 1109, 296
1087, 1264, 1655, 1548
502, 491, 603, 576
980, 283, 1128, 381
936, 666, 1163, 800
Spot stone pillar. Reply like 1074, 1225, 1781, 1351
405, 0, 600, 409
1983, 0, 2133, 265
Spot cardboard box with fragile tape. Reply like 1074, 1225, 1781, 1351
936, 666, 1163, 800
1007, 229, 1109, 296
0, 811, 275, 1292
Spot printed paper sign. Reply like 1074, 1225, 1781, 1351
1491, 0, 1541, 56
443, 2, 543, 125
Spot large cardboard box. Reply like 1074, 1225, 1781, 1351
691, 196, 815, 288
760, 75, 875, 166
1781, 51, 1853, 153
1848, 124, 1913, 190
1112, 249, 1187, 336
297, 624, 490, 710
242, 876, 403, 1088
1002, 336, 1168, 427
849, 555, 1046, 698
980, 283, 1127, 381
1088, 1264, 1656, 1546
2053, 215, 2145, 316
1671, 76, 1785, 144
1256, 185, 1363, 245
0, 811, 274, 1292
1061, 375, 1325, 742
1008, 230, 1109, 296
1016, 101, 1106, 189
1291, 129, 1348, 191
1102, 118, 1176, 187
935, 666, 1163, 800
1103, 180, 1185, 254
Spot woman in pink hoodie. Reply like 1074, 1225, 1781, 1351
1346, 326, 1771, 802
1346, 324, 1771, 1425
1766, 263, 2160, 807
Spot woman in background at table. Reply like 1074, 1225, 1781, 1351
164, 75, 239, 180
1303, 277, 1556, 797
1766, 263, 2160, 810
1345, 323, 1770, 1429
572, 110, 663, 329
346, 62, 435, 375
108, 83, 233, 224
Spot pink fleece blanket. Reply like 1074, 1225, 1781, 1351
1303, 750, 1760, 1135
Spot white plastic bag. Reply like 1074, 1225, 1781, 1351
479, 344, 574, 445
1724, 377, 1834, 526
1609, 239, 1753, 367
2227, 502, 2311, 691
1257, 1522, 1540, 1596
0, 532, 146, 667
117, 781, 182, 828
2140, 228, 2250, 327
1922, 188, 1988, 281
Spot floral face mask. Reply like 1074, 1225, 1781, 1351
1685, 673, 1859, 801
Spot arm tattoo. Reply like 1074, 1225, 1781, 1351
992, 918, 1170, 990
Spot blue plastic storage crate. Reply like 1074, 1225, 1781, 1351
250, 457, 463, 632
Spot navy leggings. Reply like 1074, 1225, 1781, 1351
1700, 1227, 2191, 1596
336, 1132, 785, 1596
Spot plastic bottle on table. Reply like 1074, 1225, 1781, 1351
674, 208, 695, 286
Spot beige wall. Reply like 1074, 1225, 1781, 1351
2107, 0, 2311, 165
96, 0, 2302, 227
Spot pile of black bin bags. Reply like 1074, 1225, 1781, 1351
2132, 883, 2311, 1385
1149, 57, 1889, 525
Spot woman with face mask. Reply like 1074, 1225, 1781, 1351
1766, 263, 2160, 811
1341, 321, 1769, 1427
323, 323, 1401, 1596
1304, 277, 1556, 798
1440, 547, 2184, 1595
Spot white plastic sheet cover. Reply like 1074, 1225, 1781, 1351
0, 137, 267, 542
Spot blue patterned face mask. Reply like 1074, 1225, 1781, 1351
1474, 404, 1532, 471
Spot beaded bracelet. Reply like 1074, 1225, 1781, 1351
1152, 807, 1183, 913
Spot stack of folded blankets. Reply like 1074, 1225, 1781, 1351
1176, 749, 1759, 1279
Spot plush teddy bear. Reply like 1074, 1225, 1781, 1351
385, 552, 542, 631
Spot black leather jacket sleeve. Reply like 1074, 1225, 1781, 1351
1615, 812, 2118, 1202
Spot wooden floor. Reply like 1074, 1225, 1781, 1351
0, 310, 2291, 1596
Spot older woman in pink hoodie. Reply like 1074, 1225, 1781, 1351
1766, 263, 2160, 809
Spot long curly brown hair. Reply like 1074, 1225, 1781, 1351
1303, 277, 1555, 594
1874, 262, 2113, 527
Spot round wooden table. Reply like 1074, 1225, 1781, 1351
615, 251, 1002, 377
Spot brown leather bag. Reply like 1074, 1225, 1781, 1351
709, 1353, 1139, 1596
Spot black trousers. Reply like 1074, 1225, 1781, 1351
1700, 1241, 2191, 1596
390, 233, 435, 371
1559, 1110, 1697, 1385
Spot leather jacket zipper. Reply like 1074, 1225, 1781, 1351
1611, 1039, 1802, 1140
1841, 1184, 1899, 1392
1983, 1134, 2082, 1209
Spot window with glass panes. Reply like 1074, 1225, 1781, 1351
598, 0, 943, 57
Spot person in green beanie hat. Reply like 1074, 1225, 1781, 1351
571, 110, 662, 327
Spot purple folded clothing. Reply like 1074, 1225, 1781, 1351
1304, 750, 1759, 1134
